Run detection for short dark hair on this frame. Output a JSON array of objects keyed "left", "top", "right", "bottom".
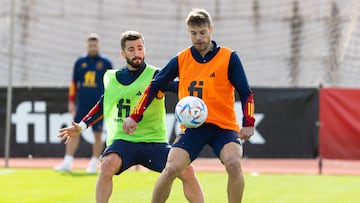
[
  {"left": 120, "top": 31, "right": 145, "bottom": 50},
  {"left": 186, "top": 8, "right": 212, "bottom": 27},
  {"left": 87, "top": 33, "right": 99, "bottom": 41}
]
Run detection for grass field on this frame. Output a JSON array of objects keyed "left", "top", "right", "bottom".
[{"left": 0, "top": 168, "right": 359, "bottom": 203}]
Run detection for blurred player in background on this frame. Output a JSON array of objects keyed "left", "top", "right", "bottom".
[
  {"left": 123, "top": 8, "right": 255, "bottom": 202},
  {"left": 54, "top": 33, "right": 113, "bottom": 173},
  {"left": 57, "top": 31, "right": 204, "bottom": 203}
]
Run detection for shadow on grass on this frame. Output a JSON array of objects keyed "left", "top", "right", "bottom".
[{"left": 57, "top": 171, "right": 98, "bottom": 177}]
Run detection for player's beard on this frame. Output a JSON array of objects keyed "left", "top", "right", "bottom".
[{"left": 126, "top": 56, "right": 145, "bottom": 69}]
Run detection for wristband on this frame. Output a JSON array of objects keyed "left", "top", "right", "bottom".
[{"left": 79, "top": 121, "right": 87, "bottom": 132}]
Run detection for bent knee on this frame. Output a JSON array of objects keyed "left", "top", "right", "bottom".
[
  {"left": 162, "top": 164, "right": 183, "bottom": 179},
  {"left": 224, "top": 158, "right": 242, "bottom": 175},
  {"left": 100, "top": 153, "right": 121, "bottom": 176},
  {"left": 178, "top": 165, "right": 196, "bottom": 181}
]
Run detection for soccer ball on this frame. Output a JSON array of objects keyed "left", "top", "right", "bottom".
[{"left": 175, "top": 96, "right": 208, "bottom": 128}]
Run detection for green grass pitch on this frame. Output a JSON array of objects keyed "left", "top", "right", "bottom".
[{"left": 0, "top": 168, "right": 359, "bottom": 203}]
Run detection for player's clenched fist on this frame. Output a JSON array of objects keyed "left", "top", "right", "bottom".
[{"left": 122, "top": 117, "right": 138, "bottom": 135}]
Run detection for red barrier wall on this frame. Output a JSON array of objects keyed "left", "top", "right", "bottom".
[{"left": 319, "top": 88, "right": 360, "bottom": 159}]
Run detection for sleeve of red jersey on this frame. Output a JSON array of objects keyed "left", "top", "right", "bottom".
[
  {"left": 130, "top": 84, "right": 156, "bottom": 123},
  {"left": 82, "top": 97, "right": 104, "bottom": 127},
  {"left": 243, "top": 93, "right": 255, "bottom": 127},
  {"left": 68, "top": 81, "right": 77, "bottom": 103}
]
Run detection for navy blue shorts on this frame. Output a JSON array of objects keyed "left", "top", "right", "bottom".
[
  {"left": 102, "top": 139, "right": 171, "bottom": 175},
  {"left": 173, "top": 123, "right": 241, "bottom": 162},
  {"left": 74, "top": 107, "right": 103, "bottom": 132}
]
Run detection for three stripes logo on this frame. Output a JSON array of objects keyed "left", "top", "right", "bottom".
[{"left": 209, "top": 72, "right": 215, "bottom": 78}]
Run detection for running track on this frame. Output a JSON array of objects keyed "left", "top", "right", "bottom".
[{"left": 1, "top": 158, "right": 359, "bottom": 175}]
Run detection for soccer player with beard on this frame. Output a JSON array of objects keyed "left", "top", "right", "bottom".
[{"left": 57, "top": 31, "right": 204, "bottom": 203}]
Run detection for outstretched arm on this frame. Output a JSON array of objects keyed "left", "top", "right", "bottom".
[
  {"left": 58, "top": 95, "right": 104, "bottom": 143},
  {"left": 58, "top": 120, "right": 85, "bottom": 144}
]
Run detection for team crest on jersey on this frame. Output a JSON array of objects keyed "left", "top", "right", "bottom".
[
  {"left": 96, "top": 61, "right": 104, "bottom": 70},
  {"left": 81, "top": 62, "right": 87, "bottom": 68}
]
